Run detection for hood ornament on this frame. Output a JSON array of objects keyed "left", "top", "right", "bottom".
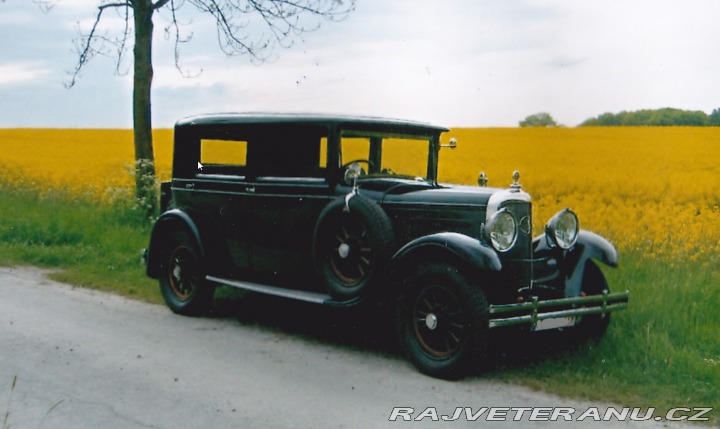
[
  {"left": 478, "top": 172, "right": 488, "bottom": 187},
  {"left": 509, "top": 170, "right": 522, "bottom": 192}
]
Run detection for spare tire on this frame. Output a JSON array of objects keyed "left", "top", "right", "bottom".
[{"left": 313, "top": 194, "right": 394, "bottom": 300}]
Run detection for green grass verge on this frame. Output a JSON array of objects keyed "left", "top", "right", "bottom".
[
  {"left": 492, "top": 254, "right": 719, "bottom": 422},
  {"left": 0, "top": 185, "right": 717, "bottom": 423},
  {"left": 0, "top": 185, "right": 160, "bottom": 304}
]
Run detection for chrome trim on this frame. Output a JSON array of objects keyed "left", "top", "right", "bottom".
[
  {"left": 173, "top": 187, "right": 331, "bottom": 199},
  {"left": 488, "top": 290, "right": 630, "bottom": 329},
  {"left": 484, "top": 208, "right": 518, "bottom": 253},
  {"left": 382, "top": 201, "right": 485, "bottom": 209},
  {"left": 509, "top": 170, "right": 522, "bottom": 192},
  {"left": 545, "top": 208, "right": 579, "bottom": 249},
  {"left": 519, "top": 215, "right": 532, "bottom": 235},
  {"left": 477, "top": 172, "right": 488, "bottom": 187},
  {"left": 206, "top": 275, "right": 360, "bottom": 307},
  {"left": 486, "top": 189, "right": 532, "bottom": 221},
  {"left": 440, "top": 137, "right": 457, "bottom": 149}
]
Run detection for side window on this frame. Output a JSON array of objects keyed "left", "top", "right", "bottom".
[
  {"left": 199, "top": 139, "right": 248, "bottom": 177},
  {"left": 340, "top": 137, "right": 370, "bottom": 165},
  {"left": 247, "top": 135, "right": 326, "bottom": 179},
  {"left": 380, "top": 138, "right": 429, "bottom": 178},
  {"left": 320, "top": 137, "right": 328, "bottom": 169}
]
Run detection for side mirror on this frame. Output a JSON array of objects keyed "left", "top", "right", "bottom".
[
  {"left": 440, "top": 137, "right": 457, "bottom": 149},
  {"left": 343, "top": 162, "right": 363, "bottom": 186}
]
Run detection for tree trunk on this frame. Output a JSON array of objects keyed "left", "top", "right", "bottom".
[{"left": 133, "top": 0, "right": 157, "bottom": 217}]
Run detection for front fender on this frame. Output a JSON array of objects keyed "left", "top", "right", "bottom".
[
  {"left": 392, "top": 232, "right": 502, "bottom": 273},
  {"left": 533, "top": 230, "right": 618, "bottom": 297}
]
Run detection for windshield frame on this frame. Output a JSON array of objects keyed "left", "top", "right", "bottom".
[{"left": 337, "top": 129, "right": 440, "bottom": 183}]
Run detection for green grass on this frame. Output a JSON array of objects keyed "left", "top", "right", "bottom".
[
  {"left": 0, "top": 184, "right": 159, "bottom": 303},
  {"left": 0, "top": 184, "right": 717, "bottom": 423},
  {"left": 492, "top": 254, "right": 719, "bottom": 422}
]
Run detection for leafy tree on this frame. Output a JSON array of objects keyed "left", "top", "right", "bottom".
[
  {"left": 580, "top": 108, "right": 710, "bottom": 127},
  {"left": 709, "top": 108, "right": 720, "bottom": 126},
  {"left": 519, "top": 112, "right": 558, "bottom": 128},
  {"left": 40, "top": 0, "right": 356, "bottom": 216}
]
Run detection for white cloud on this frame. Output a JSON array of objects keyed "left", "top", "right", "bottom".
[
  {"left": 2, "top": 0, "right": 720, "bottom": 127},
  {"left": 0, "top": 62, "right": 52, "bottom": 86}
]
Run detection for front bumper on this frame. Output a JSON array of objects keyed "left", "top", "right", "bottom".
[{"left": 488, "top": 290, "right": 630, "bottom": 330}]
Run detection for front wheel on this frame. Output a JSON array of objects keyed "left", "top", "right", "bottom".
[
  {"left": 396, "top": 264, "right": 489, "bottom": 379},
  {"left": 159, "top": 231, "right": 214, "bottom": 316},
  {"left": 574, "top": 261, "right": 611, "bottom": 341}
]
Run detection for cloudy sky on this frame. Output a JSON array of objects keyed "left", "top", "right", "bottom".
[{"left": 2, "top": 0, "right": 719, "bottom": 128}]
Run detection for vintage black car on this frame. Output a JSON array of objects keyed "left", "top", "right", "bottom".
[{"left": 145, "top": 113, "right": 629, "bottom": 379}]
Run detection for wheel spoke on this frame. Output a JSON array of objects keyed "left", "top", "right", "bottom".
[
  {"left": 412, "top": 284, "right": 468, "bottom": 358},
  {"left": 449, "top": 331, "right": 461, "bottom": 345},
  {"left": 430, "top": 290, "right": 441, "bottom": 308}
]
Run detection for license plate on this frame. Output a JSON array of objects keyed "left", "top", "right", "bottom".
[{"left": 533, "top": 316, "right": 577, "bottom": 331}]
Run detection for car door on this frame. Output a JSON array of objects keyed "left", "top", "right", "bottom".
[
  {"left": 242, "top": 126, "right": 335, "bottom": 287},
  {"left": 174, "top": 136, "right": 253, "bottom": 274}
]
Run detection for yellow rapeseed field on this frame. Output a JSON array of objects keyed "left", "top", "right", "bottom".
[{"left": 1, "top": 127, "right": 718, "bottom": 263}]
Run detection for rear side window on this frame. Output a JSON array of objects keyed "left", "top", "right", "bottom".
[
  {"left": 246, "top": 133, "right": 326, "bottom": 179},
  {"left": 201, "top": 139, "right": 247, "bottom": 165},
  {"left": 198, "top": 139, "right": 248, "bottom": 177}
]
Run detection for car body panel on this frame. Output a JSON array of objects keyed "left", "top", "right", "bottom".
[{"left": 146, "top": 113, "right": 628, "bottom": 332}]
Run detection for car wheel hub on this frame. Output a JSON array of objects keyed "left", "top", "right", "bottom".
[
  {"left": 425, "top": 313, "right": 439, "bottom": 330},
  {"left": 172, "top": 263, "right": 182, "bottom": 281},
  {"left": 338, "top": 243, "right": 351, "bottom": 259}
]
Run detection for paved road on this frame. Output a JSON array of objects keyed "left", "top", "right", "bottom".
[{"left": 0, "top": 267, "right": 693, "bottom": 428}]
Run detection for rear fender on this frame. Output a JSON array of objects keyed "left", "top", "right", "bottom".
[{"left": 146, "top": 209, "right": 205, "bottom": 278}]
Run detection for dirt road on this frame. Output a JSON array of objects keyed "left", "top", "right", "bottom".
[{"left": 0, "top": 267, "right": 689, "bottom": 428}]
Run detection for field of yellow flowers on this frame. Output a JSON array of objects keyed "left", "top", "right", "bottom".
[
  {"left": 1, "top": 127, "right": 718, "bottom": 263},
  {"left": 1, "top": 126, "right": 718, "bottom": 414}
]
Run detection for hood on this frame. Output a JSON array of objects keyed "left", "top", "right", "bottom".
[{"left": 355, "top": 178, "right": 499, "bottom": 208}]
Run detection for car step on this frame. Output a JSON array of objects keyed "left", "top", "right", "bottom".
[{"left": 206, "top": 275, "right": 360, "bottom": 307}]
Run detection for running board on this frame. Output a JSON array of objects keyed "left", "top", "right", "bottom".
[{"left": 206, "top": 275, "right": 360, "bottom": 308}]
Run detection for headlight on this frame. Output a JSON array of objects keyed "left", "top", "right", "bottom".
[
  {"left": 545, "top": 208, "right": 579, "bottom": 249},
  {"left": 484, "top": 208, "right": 517, "bottom": 252}
]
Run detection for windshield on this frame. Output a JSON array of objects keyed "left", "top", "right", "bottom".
[{"left": 339, "top": 131, "right": 432, "bottom": 180}]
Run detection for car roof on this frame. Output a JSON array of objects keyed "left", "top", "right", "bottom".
[{"left": 175, "top": 112, "right": 449, "bottom": 135}]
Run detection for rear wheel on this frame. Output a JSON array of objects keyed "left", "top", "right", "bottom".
[
  {"left": 396, "top": 264, "right": 489, "bottom": 379},
  {"left": 159, "top": 231, "right": 214, "bottom": 316}
]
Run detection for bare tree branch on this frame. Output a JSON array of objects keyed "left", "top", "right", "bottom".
[
  {"left": 61, "top": 0, "right": 355, "bottom": 215},
  {"left": 115, "top": 2, "right": 132, "bottom": 76},
  {"left": 153, "top": 0, "right": 172, "bottom": 9},
  {"left": 164, "top": 0, "right": 201, "bottom": 77},
  {"left": 180, "top": 0, "right": 355, "bottom": 64},
  {"left": 66, "top": 2, "right": 132, "bottom": 88},
  {"left": 32, "top": 0, "right": 56, "bottom": 13}
]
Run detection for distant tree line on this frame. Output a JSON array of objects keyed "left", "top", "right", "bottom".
[
  {"left": 519, "top": 112, "right": 559, "bottom": 127},
  {"left": 580, "top": 108, "right": 720, "bottom": 127}
]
